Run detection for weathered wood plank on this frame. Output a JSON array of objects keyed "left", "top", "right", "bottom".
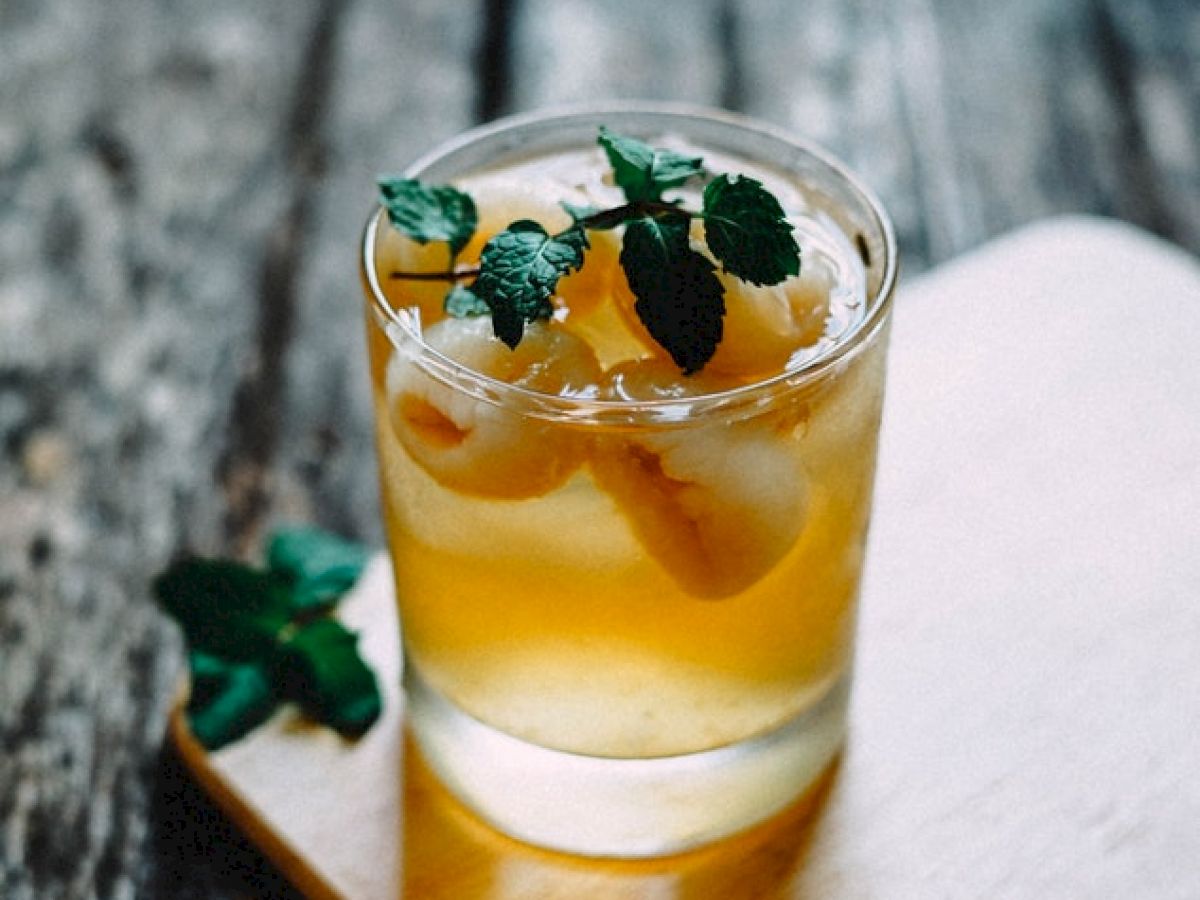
[
  {"left": 1, "top": 1, "right": 327, "bottom": 895},
  {"left": 1091, "top": 0, "right": 1199, "bottom": 252},
  {"left": 272, "top": 0, "right": 483, "bottom": 549},
  {"left": 732, "top": 0, "right": 1200, "bottom": 270},
  {"left": 507, "top": 0, "right": 727, "bottom": 109},
  {"left": 0, "top": 0, "right": 482, "bottom": 896},
  {"left": 727, "top": 0, "right": 991, "bottom": 270}
]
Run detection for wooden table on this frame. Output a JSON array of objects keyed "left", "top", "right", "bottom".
[{"left": 1, "top": 2, "right": 1198, "bottom": 897}]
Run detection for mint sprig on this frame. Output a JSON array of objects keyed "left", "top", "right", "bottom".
[
  {"left": 472, "top": 220, "right": 588, "bottom": 348},
  {"left": 186, "top": 651, "right": 277, "bottom": 750},
  {"left": 267, "top": 526, "right": 371, "bottom": 613},
  {"left": 378, "top": 177, "right": 477, "bottom": 258},
  {"left": 154, "top": 527, "right": 382, "bottom": 751},
  {"left": 598, "top": 126, "right": 705, "bottom": 202},
  {"left": 621, "top": 216, "right": 725, "bottom": 374},
  {"left": 702, "top": 174, "right": 800, "bottom": 285},
  {"left": 154, "top": 560, "right": 291, "bottom": 663},
  {"left": 275, "top": 618, "right": 383, "bottom": 735},
  {"left": 379, "top": 127, "right": 802, "bottom": 373}
]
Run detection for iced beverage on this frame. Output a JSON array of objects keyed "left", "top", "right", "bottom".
[{"left": 360, "top": 106, "right": 896, "bottom": 857}]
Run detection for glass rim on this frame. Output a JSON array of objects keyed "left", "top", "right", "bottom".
[{"left": 360, "top": 102, "right": 898, "bottom": 424}]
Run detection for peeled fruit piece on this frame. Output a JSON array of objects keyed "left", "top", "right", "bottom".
[
  {"left": 555, "top": 228, "right": 621, "bottom": 323},
  {"left": 706, "top": 261, "right": 833, "bottom": 377},
  {"left": 592, "top": 360, "right": 808, "bottom": 598},
  {"left": 375, "top": 224, "right": 456, "bottom": 325},
  {"left": 387, "top": 317, "right": 602, "bottom": 499},
  {"left": 458, "top": 174, "right": 577, "bottom": 259},
  {"left": 608, "top": 240, "right": 834, "bottom": 379},
  {"left": 556, "top": 230, "right": 624, "bottom": 326}
]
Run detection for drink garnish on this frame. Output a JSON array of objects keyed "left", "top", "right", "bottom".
[
  {"left": 378, "top": 178, "right": 477, "bottom": 257},
  {"left": 377, "top": 127, "right": 802, "bottom": 374},
  {"left": 597, "top": 126, "right": 705, "bottom": 201}
]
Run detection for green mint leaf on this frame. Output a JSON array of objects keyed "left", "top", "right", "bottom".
[
  {"left": 701, "top": 174, "right": 800, "bottom": 285},
  {"left": 620, "top": 214, "right": 725, "bottom": 374},
  {"left": 156, "top": 529, "right": 382, "bottom": 748},
  {"left": 444, "top": 284, "right": 490, "bottom": 318},
  {"left": 266, "top": 526, "right": 370, "bottom": 614},
  {"left": 598, "top": 127, "right": 704, "bottom": 202},
  {"left": 154, "top": 559, "right": 291, "bottom": 664},
  {"left": 276, "top": 618, "right": 382, "bottom": 737},
  {"left": 187, "top": 651, "right": 278, "bottom": 751},
  {"left": 377, "top": 176, "right": 477, "bottom": 258},
  {"left": 472, "top": 221, "right": 588, "bottom": 348}
]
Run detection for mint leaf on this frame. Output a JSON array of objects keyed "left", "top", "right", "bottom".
[
  {"left": 267, "top": 526, "right": 369, "bottom": 614},
  {"left": 380, "top": 129, "right": 805, "bottom": 377},
  {"left": 154, "top": 560, "right": 291, "bottom": 664},
  {"left": 702, "top": 174, "right": 800, "bottom": 285},
  {"left": 187, "top": 652, "right": 278, "bottom": 751},
  {"left": 444, "top": 284, "right": 490, "bottom": 318},
  {"left": 598, "top": 128, "right": 704, "bottom": 202},
  {"left": 620, "top": 215, "right": 725, "bottom": 374},
  {"left": 156, "top": 529, "right": 381, "bottom": 750},
  {"left": 472, "top": 221, "right": 588, "bottom": 348},
  {"left": 276, "top": 618, "right": 382, "bottom": 737},
  {"left": 378, "top": 177, "right": 477, "bottom": 258}
]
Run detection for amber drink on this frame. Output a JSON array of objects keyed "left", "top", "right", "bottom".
[{"left": 360, "top": 106, "right": 897, "bottom": 857}]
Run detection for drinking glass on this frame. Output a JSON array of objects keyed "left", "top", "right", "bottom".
[{"left": 359, "top": 104, "right": 897, "bottom": 858}]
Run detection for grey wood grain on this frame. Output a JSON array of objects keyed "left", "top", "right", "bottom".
[
  {"left": 2, "top": 1, "right": 327, "bottom": 896},
  {"left": 502, "top": 0, "right": 1199, "bottom": 270},
  {"left": 729, "top": 0, "right": 1200, "bottom": 270},
  {"left": 508, "top": 0, "right": 728, "bottom": 110},
  {"left": 0, "top": 0, "right": 482, "bottom": 896},
  {"left": 275, "top": 0, "right": 481, "bottom": 549}
]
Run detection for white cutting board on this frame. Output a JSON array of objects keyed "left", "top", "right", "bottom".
[{"left": 172, "top": 216, "right": 1200, "bottom": 899}]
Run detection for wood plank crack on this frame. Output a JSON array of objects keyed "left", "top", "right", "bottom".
[
  {"left": 1091, "top": 0, "right": 1180, "bottom": 243},
  {"left": 476, "top": 0, "right": 515, "bottom": 122},
  {"left": 717, "top": 0, "right": 746, "bottom": 112},
  {"left": 217, "top": 0, "right": 351, "bottom": 555}
]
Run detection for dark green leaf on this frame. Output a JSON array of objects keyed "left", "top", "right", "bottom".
[
  {"left": 266, "top": 526, "right": 370, "bottom": 614},
  {"left": 620, "top": 214, "right": 726, "bottom": 374},
  {"left": 155, "top": 528, "right": 382, "bottom": 747},
  {"left": 444, "top": 284, "right": 490, "bottom": 318},
  {"left": 598, "top": 128, "right": 704, "bottom": 202},
  {"left": 377, "top": 177, "right": 477, "bottom": 258},
  {"left": 553, "top": 225, "right": 589, "bottom": 258},
  {"left": 188, "top": 650, "right": 237, "bottom": 707},
  {"left": 186, "top": 652, "right": 278, "bottom": 751},
  {"left": 471, "top": 221, "right": 588, "bottom": 349},
  {"left": 702, "top": 174, "right": 800, "bottom": 285},
  {"left": 276, "top": 619, "right": 382, "bottom": 737},
  {"left": 154, "top": 559, "right": 290, "bottom": 664}
]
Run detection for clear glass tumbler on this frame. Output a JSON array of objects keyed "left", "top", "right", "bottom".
[{"left": 359, "top": 104, "right": 897, "bottom": 858}]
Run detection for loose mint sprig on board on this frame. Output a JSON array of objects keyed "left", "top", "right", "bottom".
[
  {"left": 378, "top": 127, "right": 801, "bottom": 374},
  {"left": 154, "top": 527, "right": 381, "bottom": 751}
]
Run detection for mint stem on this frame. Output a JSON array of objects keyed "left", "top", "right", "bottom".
[
  {"left": 386, "top": 200, "right": 694, "bottom": 284},
  {"left": 388, "top": 267, "right": 479, "bottom": 282},
  {"left": 574, "top": 199, "right": 691, "bottom": 231}
]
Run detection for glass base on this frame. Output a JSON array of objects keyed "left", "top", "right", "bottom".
[{"left": 404, "top": 665, "right": 849, "bottom": 858}]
